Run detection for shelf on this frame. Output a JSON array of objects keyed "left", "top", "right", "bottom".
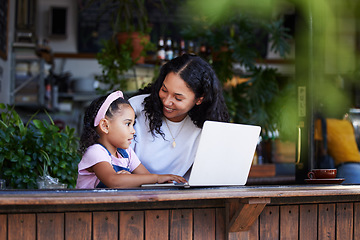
[
  {"left": 53, "top": 52, "right": 96, "bottom": 59},
  {"left": 58, "top": 92, "right": 99, "bottom": 102},
  {"left": 10, "top": 45, "right": 46, "bottom": 107}
]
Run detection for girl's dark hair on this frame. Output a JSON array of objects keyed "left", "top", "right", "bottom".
[
  {"left": 79, "top": 94, "right": 131, "bottom": 154},
  {"left": 142, "top": 54, "right": 229, "bottom": 137}
]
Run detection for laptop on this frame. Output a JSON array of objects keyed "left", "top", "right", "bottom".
[{"left": 142, "top": 120, "right": 261, "bottom": 188}]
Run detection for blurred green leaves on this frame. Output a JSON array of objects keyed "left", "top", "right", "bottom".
[
  {"left": 182, "top": 0, "right": 359, "bottom": 140},
  {"left": 182, "top": 0, "right": 294, "bottom": 139},
  {"left": 0, "top": 104, "right": 80, "bottom": 189}
]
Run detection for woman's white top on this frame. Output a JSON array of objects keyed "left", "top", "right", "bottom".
[{"left": 129, "top": 94, "right": 202, "bottom": 177}]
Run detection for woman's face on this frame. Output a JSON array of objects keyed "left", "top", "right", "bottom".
[{"left": 159, "top": 72, "right": 203, "bottom": 122}]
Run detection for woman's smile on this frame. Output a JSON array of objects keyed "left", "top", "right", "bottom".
[{"left": 164, "top": 106, "right": 175, "bottom": 113}]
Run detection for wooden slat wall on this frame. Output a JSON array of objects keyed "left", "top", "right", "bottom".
[
  {"left": 1, "top": 203, "right": 360, "bottom": 239},
  {"left": 319, "top": 204, "right": 336, "bottom": 239},
  {"left": 120, "top": 211, "right": 144, "bottom": 239},
  {"left": 259, "top": 206, "right": 280, "bottom": 239},
  {"left": 299, "top": 204, "right": 317, "bottom": 240},
  {"left": 145, "top": 210, "right": 169, "bottom": 239},
  {"left": 37, "top": 213, "right": 64, "bottom": 240},
  {"left": 0, "top": 214, "right": 7, "bottom": 240},
  {"left": 170, "top": 209, "right": 193, "bottom": 239},
  {"left": 8, "top": 213, "right": 36, "bottom": 240},
  {"left": 280, "top": 205, "right": 299, "bottom": 240},
  {"left": 355, "top": 203, "right": 360, "bottom": 240},
  {"left": 336, "top": 203, "right": 353, "bottom": 240},
  {"left": 93, "top": 211, "right": 118, "bottom": 239}
]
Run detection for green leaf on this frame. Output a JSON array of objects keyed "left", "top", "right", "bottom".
[
  {"left": 32, "top": 119, "right": 44, "bottom": 129},
  {"left": 0, "top": 119, "right": 8, "bottom": 129}
]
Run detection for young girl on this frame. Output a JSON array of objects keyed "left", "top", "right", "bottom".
[{"left": 76, "top": 90, "right": 187, "bottom": 188}]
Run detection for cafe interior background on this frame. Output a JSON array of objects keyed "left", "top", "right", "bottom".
[{"left": 0, "top": 0, "right": 359, "bottom": 189}]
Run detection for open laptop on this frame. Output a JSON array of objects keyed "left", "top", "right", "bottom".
[{"left": 142, "top": 120, "right": 261, "bottom": 188}]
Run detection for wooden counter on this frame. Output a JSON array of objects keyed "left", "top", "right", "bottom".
[{"left": 1, "top": 185, "right": 360, "bottom": 239}]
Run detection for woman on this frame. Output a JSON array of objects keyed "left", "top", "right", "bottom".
[{"left": 129, "top": 54, "right": 229, "bottom": 177}]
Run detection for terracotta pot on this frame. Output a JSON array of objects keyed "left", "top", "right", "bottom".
[
  {"left": 116, "top": 32, "right": 150, "bottom": 64},
  {"left": 211, "top": 45, "right": 229, "bottom": 62}
]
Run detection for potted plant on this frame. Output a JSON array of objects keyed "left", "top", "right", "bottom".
[
  {"left": 0, "top": 104, "right": 81, "bottom": 189},
  {"left": 85, "top": 0, "right": 157, "bottom": 93},
  {"left": 86, "top": 0, "right": 155, "bottom": 64},
  {"left": 95, "top": 37, "right": 135, "bottom": 94},
  {"left": 113, "top": 0, "right": 153, "bottom": 64}
]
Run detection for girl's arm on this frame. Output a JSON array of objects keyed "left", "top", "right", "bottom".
[
  {"left": 132, "top": 163, "right": 150, "bottom": 174},
  {"left": 91, "top": 162, "right": 186, "bottom": 188}
]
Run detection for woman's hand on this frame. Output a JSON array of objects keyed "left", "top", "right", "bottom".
[{"left": 157, "top": 174, "right": 187, "bottom": 184}]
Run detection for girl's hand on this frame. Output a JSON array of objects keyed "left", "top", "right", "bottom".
[
  {"left": 116, "top": 170, "right": 131, "bottom": 174},
  {"left": 157, "top": 174, "right": 187, "bottom": 184}
]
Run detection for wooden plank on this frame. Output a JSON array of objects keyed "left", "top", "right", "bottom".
[
  {"left": 194, "top": 208, "right": 216, "bottom": 240},
  {"left": 336, "top": 203, "right": 353, "bottom": 240},
  {"left": 318, "top": 204, "right": 335, "bottom": 240},
  {"left": 145, "top": 210, "right": 169, "bottom": 240},
  {"left": 216, "top": 208, "right": 226, "bottom": 240},
  {"left": 120, "top": 211, "right": 144, "bottom": 239},
  {"left": 229, "top": 202, "right": 266, "bottom": 232},
  {"left": 249, "top": 164, "right": 276, "bottom": 178},
  {"left": 280, "top": 205, "right": 299, "bottom": 240},
  {"left": 248, "top": 217, "right": 259, "bottom": 240},
  {"left": 227, "top": 198, "right": 269, "bottom": 232},
  {"left": 259, "top": 206, "right": 279, "bottom": 239},
  {"left": 299, "top": 204, "right": 317, "bottom": 240},
  {"left": 0, "top": 214, "right": 6, "bottom": 240},
  {"left": 93, "top": 211, "right": 118, "bottom": 240},
  {"left": 8, "top": 213, "right": 36, "bottom": 240},
  {"left": 354, "top": 203, "right": 360, "bottom": 240},
  {"left": 37, "top": 213, "right": 64, "bottom": 240},
  {"left": 169, "top": 209, "right": 193, "bottom": 240},
  {"left": 65, "top": 212, "right": 92, "bottom": 240},
  {"left": 229, "top": 217, "right": 259, "bottom": 240}
]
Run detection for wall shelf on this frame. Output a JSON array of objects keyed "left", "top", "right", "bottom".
[{"left": 10, "top": 45, "right": 46, "bottom": 108}]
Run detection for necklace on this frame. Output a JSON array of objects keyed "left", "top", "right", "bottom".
[{"left": 164, "top": 116, "right": 187, "bottom": 148}]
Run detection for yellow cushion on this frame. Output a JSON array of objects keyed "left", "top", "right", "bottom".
[{"left": 314, "top": 118, "right": 360, "bottom": 166}]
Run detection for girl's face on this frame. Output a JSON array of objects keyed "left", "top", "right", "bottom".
[
  {"left": 106, "top": 104, "right": 136, "bottom": 150},
  {"left": 159, "top": 72, "right": 203, "bottom": 122}
]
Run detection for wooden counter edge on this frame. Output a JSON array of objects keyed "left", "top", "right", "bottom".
[{"left": 1, "top": 185, "right": 360, "bottom": 206}]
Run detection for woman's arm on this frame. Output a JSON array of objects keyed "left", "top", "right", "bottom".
[{"left": 91, "top": 162, "right": 186, "bottom": 188}]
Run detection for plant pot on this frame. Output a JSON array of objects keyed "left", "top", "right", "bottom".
[
  {"left": 211, "top": 46, "right": 229, "bottom": 62},
  {"left": 116, "top": 32, "right": 150, "bottom": 64}
]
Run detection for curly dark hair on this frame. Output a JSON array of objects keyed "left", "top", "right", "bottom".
[
  {"left": 141, "top": 54, "right": 229, "bottom": 137},
  {"left": 79, "top": 94, "right": 131, "bottom": 155}
]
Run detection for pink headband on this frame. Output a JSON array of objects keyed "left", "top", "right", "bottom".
[{"left": 94, "top": 90, "right": 124, "bottom": 127}]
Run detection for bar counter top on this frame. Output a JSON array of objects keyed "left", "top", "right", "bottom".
[
  {"left": 1, "top": 184, "right": 360, "bottom": 207},
  {"left": 2, "top": 185, "right": 360, "bottom": 239}
]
